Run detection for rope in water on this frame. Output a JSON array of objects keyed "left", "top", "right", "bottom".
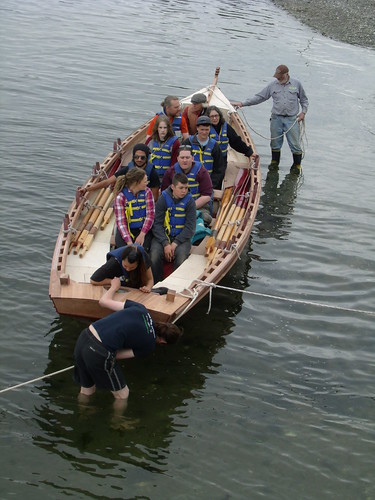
[
  {"left": 193, "top": 280, "right": 375, "bottom": 317},
  {"left": 0, "top": 366, "right": 74, "bottom": 394}
]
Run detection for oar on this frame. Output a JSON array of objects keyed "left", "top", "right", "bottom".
[
  {"left": 206, "top": 66, "right": 220, "bottom": 105},
  {"left": 74, "top": 188, "right": 112, "bottom": 254},
  {"left": 205, "top": 168, "right": 249, "bottom": 263},
  {"left": 69, "top": 188, "right": 106, "bottom": 253},
  {"left": 79, "top": 192, "right": 114, "bottom": 257},
  {"left": 225, "top": 179, "right": 252, "bottom": 251},
  {"left": 205, "top": 186, "right": 232, "bottom": 255},
  {"left": 218, "top": 173, "right": 251, "bottom": 249}
]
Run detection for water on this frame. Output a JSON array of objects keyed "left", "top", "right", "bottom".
[{"left": 1, "top": 0, "right": 375, "bottom": 498}]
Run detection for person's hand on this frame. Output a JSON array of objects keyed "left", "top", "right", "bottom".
[
  {"left": 110, "top": 277, "right": 122, "bottom": 291},
  {"left": 135, "top": 232, "right": 145, "bottom": 246},
  {"left": 164, "top": 244, "right": 174, "bottom": 262},
  {"left": 231, "top": 101, "right": 243, "bottom": 109},
  {"left": 139, "top": 286, "right": 151, "bottom": 293},
  {"left": 297, "top": 112, "right": 305, "bottom": 122}
]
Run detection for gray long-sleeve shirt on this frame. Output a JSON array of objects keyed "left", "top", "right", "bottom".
[{"left": 243, "top": 77, "right": 309, "bottom": 116}]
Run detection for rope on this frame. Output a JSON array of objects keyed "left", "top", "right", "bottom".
[
  {"left": 0, "top": 366, "right": 74, "bottom": 395},
  {"left": 193, "top": 280, "right": 375, "bottom": 317}
]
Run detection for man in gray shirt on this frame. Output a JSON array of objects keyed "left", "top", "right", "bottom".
[{"left": 232, "top": 64, "right": 309, "bottom": 173}]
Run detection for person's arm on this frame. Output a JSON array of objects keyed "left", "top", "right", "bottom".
[
  {"left": 114, "top": 192, "right": 133, "bottom": 244},
  {"left": 80, "top": 174, "right": 116, "bottom": 194},
  {"left": 152, "top": 196, "right": 169, "bottom": 245},
  {"left": 90, "top": 257, "right": 123, "bottom": 286},
  {"left": 116, "top": 349, "right": 135, "bottom": 360},
  {"left": 180, "top": 115, "right": 189, "bottom": 140},
  {"left": 297, "top": 81, "right": 309, "bottom": 121},
  {"left": 227, "top": 123, "right": 253, "bottom": 156},
  {"left": 170, "top": 139, "right": 180, "bottom": 166},
  {"left": 242, "top": 83, "right": 272, "bottom": 107},
  {"left": 174, "top": 198, "right": 196, "bottom": 245},
  {"left": 210, "top": 144, "right": 226, "bottom": 190},
  {"left": 136, "top": 188, "right": 155, "bottom": 246},
  {"left": 139, "top": 266, "right": 154, "bottom": 293},
  {"left": 146, "top": 116, "right": 157, "bottom": 140},
  {"left": 161, "top": 167, "right": 174, "bottom": 191},
  {"left": 195, "top": 167, "right": 212, "bottom": 209},
  {"left": 98, "top": 277, "right": 125, "bottom": 311}
]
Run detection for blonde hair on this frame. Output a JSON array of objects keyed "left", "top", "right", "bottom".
[{"left": 113, "top": 167, "right": 147, "bottom": 196}]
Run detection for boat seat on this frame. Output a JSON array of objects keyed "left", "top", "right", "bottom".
[{"left": 154, "top": 254, "right": 207, "bottom": 293}]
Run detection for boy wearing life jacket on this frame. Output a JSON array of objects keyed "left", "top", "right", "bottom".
[{"left": 150, "top": 173, "right": 196, "bottom": 283}]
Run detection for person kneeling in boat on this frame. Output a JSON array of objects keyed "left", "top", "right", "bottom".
[
  {"left": 114, "top": 167, "right": 155, "bottom": 252},
  {"left": 146, "top": 115, "right": 180, "bottom": 181},
  {"left": 207, "top": 105, "right": 257, "bottom": 167},
  {"left": 74, "top": 277, "right": 183, "bottom": 401},
  {"left": 80, "top": 144, "right": 160, "bottom": 201},
  {"left": 90, "top": 244, "right": 154, "bottom": 293},
  {"left": 161, "top": 144, "right": 213, "bottom": 226},
  {"left": 150, "top": 172, "right": 196, "bottom": 283}
]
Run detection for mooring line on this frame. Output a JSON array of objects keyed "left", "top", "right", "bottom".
[
  {"left": 194, "top": 280, "right": 375, "bottom": 317},
  {"left": 0, "top": 366, "right": 74, "bottom": 395}
]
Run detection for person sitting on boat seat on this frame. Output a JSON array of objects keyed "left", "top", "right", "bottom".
[
  {"left": 182, "top": 115, "right": 225, "bottom": 190},
  {"left": 146, "top": 115, "right": 180, "bottom": 181},
  {"left": 114, "top": 167, "right": 155, "bottom": 252},
  {"left": 207, "top": 105, "right": 257, "bottom": 167},
  {"left": 90, "top": 244, "right": 154, "bottom": 292},
  {"left": 74, "top": 277, "right": 183, "bottom": 401},
  {"left": 80, "top": 144, "right": 160, "bottom": 201},
  {"left": 161, "top": 145, "right": 213, "bottom": 226},
  {"left": 181, "top": 93, "right": 207, "bottom": 135},
  {"left": 146, "top": 95, "right": 189, "bottom": 141},
  {"left": 150, "top": 172, "right": 196, "bottom": 283}
]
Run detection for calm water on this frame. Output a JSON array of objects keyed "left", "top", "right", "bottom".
[{"left": 1, "top": 0, "right": 374, "bottom": 498}]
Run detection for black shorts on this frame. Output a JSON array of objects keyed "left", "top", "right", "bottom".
[{"left": 73, "top": 328, "right": 126, "bottom": 392}]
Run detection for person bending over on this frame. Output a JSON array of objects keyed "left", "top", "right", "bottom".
[
  {"left": 74, "top": 277, "right": 183, "bottom": 401},
  {"left": 90, "top": 244, "right": 153, "bottom": 293}
]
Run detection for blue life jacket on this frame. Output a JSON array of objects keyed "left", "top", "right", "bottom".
[
  {"left": 162, "top": 189, "right": 192, "bottom": 240},
  {"left": 189, "top": 136, "right": 216, "bottom": 175},
  {"left": 210, "top": 122, "right": 229, "bottom": 156},
  {"left": 174, "top": 161, "right": 202, "bottom": 200},
  {"left": 121, "top": 187, "right": 147, "bottom": 230},
  {"left": 157, "top": 110, "right": 182, "bottom": 133},
  {"left": 150, "top": 136, "right": 178, "bottom": 178},
  {"left": 128, "top": 160, "right": 153, "bottom": 178}
]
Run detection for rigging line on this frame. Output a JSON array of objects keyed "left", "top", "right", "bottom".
[
  {"left": 0, "top": 366, "right": 74, "bottom": 395},
  {"left": 194, "top": 280, "right": 375, "bottom": 317}
]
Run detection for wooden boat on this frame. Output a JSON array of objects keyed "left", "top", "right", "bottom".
[{"left": 49, "top": 68, "right": 261, "bottom": 323}]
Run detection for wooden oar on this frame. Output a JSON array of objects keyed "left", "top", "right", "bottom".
[
  {"left": 74, "top": 188, "right": 112, "bottom": 254},
  {"left": 225, "top": 179, "right": 252, "bottom": 251},
  {"left": 205, "top": 169, "right": 249, "bottom": 264},
  {"left": 205, "top": 168, "right": 248, "bottom": 256},
  {"left": 205, "top": 186, "right": 232, "bottom": 255},
  {"left": 219, "top": 173, "right": 251, "bottom": 249},
  {"left": 79, "top": 192, "right": 114, "bottom": 257},
  {"left": 68, "top": 188, "right": 106, "bottom": 253},
  {"left": 206, "top": 66, "right": 220, "bottom": 105}
]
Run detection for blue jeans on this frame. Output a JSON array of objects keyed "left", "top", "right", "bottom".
[
  {"left": 270, "top": 114, "right": 301, "bottom": 154},
  {"left": 150, "top": 238, "right": 191, "bottom": 283}
]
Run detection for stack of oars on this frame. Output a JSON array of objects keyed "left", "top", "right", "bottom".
[
  {"left": 68, "top": 188, "right": 113, "bottom": 255},
  {"left": 205, "top": 168, "right": 249, "bottom": 264}
]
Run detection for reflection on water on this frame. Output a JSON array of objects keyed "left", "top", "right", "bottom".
[{"left": 257, "top": 169, "right": 302, "bottom": 242}]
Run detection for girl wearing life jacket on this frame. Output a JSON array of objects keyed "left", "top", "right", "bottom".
[
  {"left": 114, "top": 167, "right": 155, "bottom": 251},
  {"left": 90, "top": 244, "right": 154, "bottom": 293},
  {"left": 147, "top": 116, "right": 180, "bottom": 181},
  {"left": 207, "top": 105, "right": 255, "bottom": 166}
]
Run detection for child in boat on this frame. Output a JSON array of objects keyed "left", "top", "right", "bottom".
[
  {"left": 149, "top": 172, "right": 196, "bottom": 283},
  {"left": 146, "top": 115, "right": 180, "bottom": 181},
  {"left": 90, "top": 244, "right": 154, "bottom": 293},
  {"left": 114, "top": 167, "right": 155, "bottom": 252}
]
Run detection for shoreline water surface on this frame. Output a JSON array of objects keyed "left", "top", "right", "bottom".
[{"left": 272, "top": 0, "right": 375, "bottom": 48}]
